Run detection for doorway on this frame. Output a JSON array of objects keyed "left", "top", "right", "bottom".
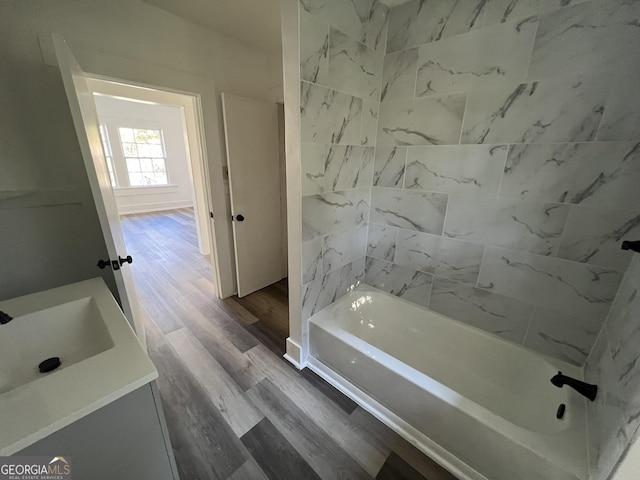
[{"left": 90, "top": 81, "right": 290, "bottom": 354}]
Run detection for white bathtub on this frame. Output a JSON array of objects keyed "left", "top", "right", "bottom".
[{"left": 307, "top": 286, "right": 588, "bottom": 480}]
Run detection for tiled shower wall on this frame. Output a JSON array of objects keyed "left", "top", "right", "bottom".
[
  {"left": 299, "top": 0, "right": 388, "bottom": 320},
  {"left": 585, "top": 256, "right": 640, "bottom": 479},
  {"left": 364, "top": 0, "right": 640, "bottom": 366}
]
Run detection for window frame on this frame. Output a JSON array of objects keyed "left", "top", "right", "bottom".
[{"left": 117, "top": 126, "right": 170, "bottom": 188}]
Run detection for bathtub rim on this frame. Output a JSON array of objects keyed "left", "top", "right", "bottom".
[{"left": 306, "top": 355, "right": 489, "bottom": 480}]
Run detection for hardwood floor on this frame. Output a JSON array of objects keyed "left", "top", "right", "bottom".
[{"left": 121, "top": 208, "right": 458, "bottom": 480}]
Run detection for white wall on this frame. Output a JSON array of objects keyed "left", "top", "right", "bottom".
[
  {"left": 94, "top": 95, "right": 195, "bottom": 215},
  {"left": 0, "top": 0, "right": 283, "bottom": 300}
]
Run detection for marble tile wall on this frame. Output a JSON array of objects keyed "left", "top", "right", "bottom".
[
  {"left": 299, "top": 0, "right": 388, "bottom": 321},
  {"left": 584, "top": 256, "right": 640, "bottom": 480},
  {"left": 363, "top": 0, "right": 640, "bottom": 369}
]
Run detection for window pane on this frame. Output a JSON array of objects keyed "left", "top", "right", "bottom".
[
  {"left": 152, "top": 172, "right": 168, "bottom": 184},
  {"left": 129, "top": 172, "right": 144, "bottom": 186},
  {"left": 152, "top": 158, "right": 166, "bottom": 172},
  {"left": 139, "top": 158, "right": 153, "bottom": 172},
  {"left": 126, "top": 157, "right": 140, "bottom": 172},
  {"left": 135, "top": 129, "right": 161, "bottom": 144},
  {"left": 137, "top": 144, "right": 163, "bottom": 158},
  {"left": 142, "top": 173, "right": 157, "bottom": 185},
  {"left": 119, "top": 127, "right": 134, "bottom": 142},
  {"left": 122, "top": 143, "right": 138, "bottom": 157}
]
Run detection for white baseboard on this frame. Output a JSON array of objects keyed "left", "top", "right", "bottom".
[
  {"left": 284, "top": 338, "right": 305, "bottom": 369},
  {"left": 306, "top": 357, "right": 487, "bottom": 480},
  {"left": 117, "top": 200, "right": 193, "bottom": 215}
]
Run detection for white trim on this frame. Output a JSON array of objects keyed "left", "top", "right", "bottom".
[
  {"left": 306, "top": 356, "right": 488, "bottom": 480},
  {"left": 113, "top": 184, "right": 179, "bottom": 196},
  {"left": 117, "top": 200, "right": 193, "bottom": 216},
  {"left": 281, "top": 0, "right": 306, "bottom": 363},
  {"left": 284, "top": 337, "right": 304, "bottom": 369}
]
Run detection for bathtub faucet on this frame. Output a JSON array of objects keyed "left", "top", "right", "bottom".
[{"left": 550, "top": 371, "right": 598, "bottom": 401}]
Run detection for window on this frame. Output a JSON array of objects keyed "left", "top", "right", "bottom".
[
  {"left": 118, "top": 127, "right": 169, "bottom": 186},
  {"left": 99, "top": 124, "right": 117, "bottom": 187}
]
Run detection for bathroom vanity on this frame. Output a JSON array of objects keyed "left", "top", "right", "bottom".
[{"left": 0, "top": 278, "right": 178, "bottom": 479}]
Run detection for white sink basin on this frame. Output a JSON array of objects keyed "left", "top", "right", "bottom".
[
  {"left": 0, "top": 297, "right": 114, "bottom": 395},
  {"left": 0, "top": 278, "right": 157, "bottom": 455}
]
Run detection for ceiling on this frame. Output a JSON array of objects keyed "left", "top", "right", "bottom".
[
  {"left": 143, "top": 0, "right": 414, "bottom": 53},
  {"left": 143, "top": 0, "right": 283, "bottom": 52}
]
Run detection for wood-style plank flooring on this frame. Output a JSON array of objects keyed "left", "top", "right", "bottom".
[{"left": 120, "top": 208, "right": 458, "bottom": 480}]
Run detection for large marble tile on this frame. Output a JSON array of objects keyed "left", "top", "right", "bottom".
[
  {"left": 300, "top": 9, "right": 329, "bottom": 84},
  {"left": 404, "top": 145, "right": 507, "bottom": 196},
  {"left": 301, "top": 82, "right": 363, "bottom": 145},
  {"left": 300, "top": 0, "right": 387, "bottom": 49},
  {"left": 367, "top": 223, "right": 397, "bottom": 261},
  {"left": 606, "top": 257, "right": 640, "bottom": 441},
  {"left": 477, "top": 247, "right": 623, "bottom": 321},
  {"left": 607, "top": 256, "right": 640, "bottom": 361},
  {"left": 525, "top": 308, "right": 600, "bottom": 365},
  {"left": 302, "top": 237, "right": 323, "bottom": 285},
  {"left": 328, "top": 27, "right": 382, "bottom": 101},
  {"left": 365, "top": 0, "right": 389, "bottom": 51},
  {"left": 483, "top": 0, "right": 557, "bottom": 26},
  {"left": 499, "top": 142, "right": 640, "bottom": 209},
  {"left": 365, "top": 256, "right": 433, "bottom": 307},
  {"left": 598, "top": 62, "right": 640, "bottom": 142},
  {"left": 370, "top": 187, "right": 447, "bottom": 234},
  {"left": 302, "top": 143, "right": 326, "bottom": 196},
  {"left": 429, "top": 277, "right": 533, "bottom": 343},
  {"left": 528, "top": 0, "right": 640, "bottom": 80},
  {"left": 558, "top": 206, "right": 640, "bottom": 271},
  {"left": 461, "top": 76, "right": 608, "bottom": 144},
  {"left": 302, "top": 188, "right": 370, "bottom": 241},
  {"left": 360, "top": 100, "right": 379, "bottom": 146},
  {"left": 444, "top": 196, "right": 570, "bottom": 256},
  {"left": 373, "top": 147, "right": 406, "bottom": 188},
  {"left": 302, "top": 257, "right": 365, "bottom": 320},
  {"left": 386, "top": 0, "right": 487, "bottom": 53},
  {"left": 415, "top": 19, "right": 537, "bottom": 97},
  {"left": 585, "top": 329, "right": 629, "bottom": 480},
  {"left": 381, "top": 48, "right": 418, "bottom": 101},
  {"left": 395, "top": 230, "right": 485, "bottom": 284},
  {"left": 378, "top": 94, "right": 466, "bottom": 146},
  {"left": 322, "top": 225, "right": 368, "bottom": 275},
  {"left": 324, "top": 145, "right": 375, "bottom": 192}
]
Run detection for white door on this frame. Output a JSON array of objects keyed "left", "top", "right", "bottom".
[
  {"left": 52, "top": 35, "right": 145, "bottom": 346},
  {"left": 221, "top": 93, "right": 283, "bottom": 297}
]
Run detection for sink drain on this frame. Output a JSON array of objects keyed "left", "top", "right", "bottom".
[{"left": 39, "top": 357, "right": 61, "bottom": 373}]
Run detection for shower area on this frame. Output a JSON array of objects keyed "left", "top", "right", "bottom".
[{"left": 283, "top": 0, "right": 640, "bottom": 478}]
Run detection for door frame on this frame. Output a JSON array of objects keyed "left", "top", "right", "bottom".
[
  {"left": 41, "top": 38, "right": 238, "bottom": 298},
  {"left": 87, "top": 78, "right": 214, "bottom": 260},
  {"left": 87, "top": 76, "right": 221, "bottom": 297}
]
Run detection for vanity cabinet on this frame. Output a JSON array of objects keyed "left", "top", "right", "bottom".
[{"left": 18, "top": 383, "right": 178, "bottom": 480}]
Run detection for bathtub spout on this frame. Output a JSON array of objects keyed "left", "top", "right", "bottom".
[{"left": 550, "top": 371, "right": 598, "bottom": 401}]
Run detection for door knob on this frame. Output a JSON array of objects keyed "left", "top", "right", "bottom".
[
  {"left": 119, "top": 255, "right": 133, "bottom": 266},
  {"left": 97, "top": 259, "right": 110, "bottom": 269},
  {"left": 235, "top": 214, "right": 245, "bottom": 222}
]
